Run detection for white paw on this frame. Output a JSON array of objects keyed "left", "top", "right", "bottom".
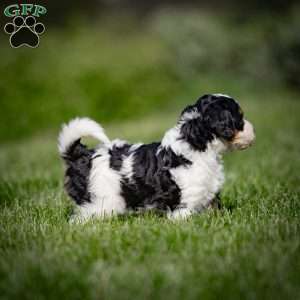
[{"left": 168, "top": 208, "right": 193, "bottom": 220}]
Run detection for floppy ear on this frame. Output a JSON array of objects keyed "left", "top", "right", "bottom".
[
  {"left": 208, "top": 110, "right": 235, "bottom": 140},
  {"left": 180, "top": 117, "right": 214, "bottom": 151}
]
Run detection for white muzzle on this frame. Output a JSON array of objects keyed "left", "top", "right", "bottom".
[{"left": 231, "top": 120, "right": 255, "bottom": 150}]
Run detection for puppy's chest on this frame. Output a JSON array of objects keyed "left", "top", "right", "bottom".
[{"left": 170, "top": 154, "right": 224, "bottom": 207}]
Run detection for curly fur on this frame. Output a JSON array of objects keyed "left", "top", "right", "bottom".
[{"left": 58, "top": 94, "right": 255, "bottom": 220}]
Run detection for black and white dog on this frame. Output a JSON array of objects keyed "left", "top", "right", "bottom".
[{"left": 58, "top": 94, "right": 255, "bottom": 220}]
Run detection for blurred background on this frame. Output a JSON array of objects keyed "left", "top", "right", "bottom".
[{"left": 0, "top": 0, "right": 299, "bottom": 142}]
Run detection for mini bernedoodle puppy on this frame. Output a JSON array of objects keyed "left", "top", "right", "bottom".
[{"left": 58, "top": 94, "right": 255, "bottom": 221}]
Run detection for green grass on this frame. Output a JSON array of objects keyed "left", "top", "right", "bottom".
[{"left": 0, "top": 88, "right": 300, "bottom": 300}]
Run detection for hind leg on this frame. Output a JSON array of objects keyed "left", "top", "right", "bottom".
[
  {"left": 69, "top": 199, "right": 125, "bottom": 223},
  {"left": 70, "top": 155, "right": 127, "bottom": 222}
]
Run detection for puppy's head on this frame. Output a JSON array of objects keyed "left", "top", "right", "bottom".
[{"left": 180, "top": 94, "right": 255, "bottom": 151}]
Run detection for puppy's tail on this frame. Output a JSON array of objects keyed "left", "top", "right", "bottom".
[{"left": 58, "top": 117, "right": 110, "bottom": 158}]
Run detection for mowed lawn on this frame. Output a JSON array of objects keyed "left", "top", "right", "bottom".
[{"left": 0, "top": 91, "right": 300, "bottom": 300}]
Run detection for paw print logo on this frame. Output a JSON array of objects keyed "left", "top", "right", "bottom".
[{"left": 4, "top": 16, "right": 45, "bottom": 48}]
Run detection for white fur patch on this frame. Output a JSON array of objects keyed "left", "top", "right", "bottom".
[
  {"left": 213, "top": 93, "right": 231, "bottom": 98},
  {"left": 168, "top": 207, "right": 193, "bottom": 220},
  {"left": 170, "top": 147, "right": 224, "bottom": 212},
  {"left": 120, "top": 153, "right": 134, "bottom": 182},
  {"left": 181, "top": 109, "right": 201, "bottom": 121}
]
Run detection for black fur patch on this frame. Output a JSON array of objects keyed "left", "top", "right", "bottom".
[
  {"left": 110, "top": 142, "right": 192, "bottom": 211},
  {"left": 180, "top": 116, "right": 214, "bottom": 151},
  {"left": 109, "top": 143, "right": 131, "bottom": 171},
  {"left": 63, "top": 140, "right": 94, "bottom": 205}
]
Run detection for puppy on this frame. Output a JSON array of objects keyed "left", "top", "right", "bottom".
[{"left": 58, "top": 94, "right": 255, "bottom": 220}]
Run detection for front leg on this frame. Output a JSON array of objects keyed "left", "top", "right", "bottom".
[
  {"left": 167, "top": 207, "right": 194, "bottom": 220},
  {"left": 168, "top": 193, "right": 222, "bottom": 219},
  {"left": 208, "top": 192, "right": 222, "bottom": 209}
]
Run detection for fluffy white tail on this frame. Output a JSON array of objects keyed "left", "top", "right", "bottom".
[{"left": 58, "top": 117, "right": 110, "bottom": 155}]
